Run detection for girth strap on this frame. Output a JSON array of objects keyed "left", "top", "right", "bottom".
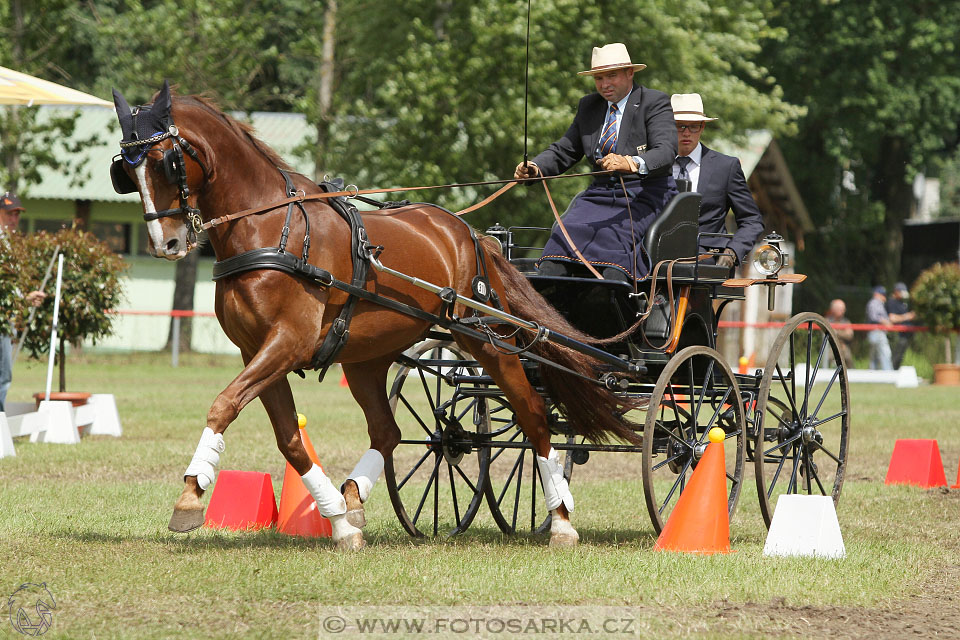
[{"left": 308, "top": 183, "right": 371, "bottom": 379}]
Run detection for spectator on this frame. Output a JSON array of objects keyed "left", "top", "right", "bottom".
[
  {"left": 885, "top": 282, "right": 916, "bottom": 370},
  {"left": 865, "top": 285, "right": 892, "bottom": 370},
  {"left": 0, "top": 192, "right": 47, "bottom": 411},
  {"left": 824, "top": 299, "right": 854, "bottom": 367}
]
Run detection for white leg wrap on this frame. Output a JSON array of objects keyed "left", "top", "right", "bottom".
[
  {"left": 329, "top": 513, "right": 362, "bottom": 541},
  {"left": 301, "top": 464, "right": 346, "bottom": 517},
  {"left": 344, "top": 449, "right": 384, "bottom": 503},
  {"left": 183, "top": 427, "right": 225, "bottom": 490},
  {"left": 536, "top": 448, "right": 574, "bottom": 512}
]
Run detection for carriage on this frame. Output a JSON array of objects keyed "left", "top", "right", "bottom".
[
  {"left": 112, "top": 85, "right": 849, "bottom": 549},
  {"left": 382, "top": 191, "right": 850, "bottom": 537}
]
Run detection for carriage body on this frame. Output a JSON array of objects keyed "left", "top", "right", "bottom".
[{"left": 385, "top": 189, "right": 850, "bottom": 537}]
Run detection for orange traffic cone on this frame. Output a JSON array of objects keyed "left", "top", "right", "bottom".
[
  {"left": 277, "top": 414, "right": 333, "bottom": 537},
  {"left": 654, "top": 427, "right": 731, "bottom": 554},
  {"left": 339, "top": 372, "right": 349, "bottom": 387},
  {"left": 951, "top": 455, "right": 960, "bottom": 489}
]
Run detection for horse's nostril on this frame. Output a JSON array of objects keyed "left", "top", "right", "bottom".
[{"left": 165, "top": 238, "right": 180, "bottom": 253}]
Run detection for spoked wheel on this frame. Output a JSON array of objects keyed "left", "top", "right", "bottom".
[
  {"left": 754, "top": 312, "right": 850, "bottom": 528},
  {"left": 483, "top": 396, "right": 574, "bottom": 535},
  {"left": 642, "top": 345, "right": 746, "bottom": 534},
  {"left": 385, "top": 339, "right": 489, "bottom": 537}
]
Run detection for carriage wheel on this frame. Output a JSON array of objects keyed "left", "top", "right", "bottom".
[
  {"left": 385, "top": 340, "right": 489, "bottom": 537},
  {"left": 642, "top": 345, "right": 746, "bottom": 535},
  {"left": 754, "top": 312, "right": 850, "bottom": 528},
  {"left": 483, "top": 396, "right": 575, "bottom": 535}
]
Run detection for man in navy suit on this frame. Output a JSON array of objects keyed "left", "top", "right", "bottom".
[
  {"left": 514, "top": 43, "right": 678, "bottom": 281},
  {"left": 671, "top": 93, "right": 764, "bottom": 269}
]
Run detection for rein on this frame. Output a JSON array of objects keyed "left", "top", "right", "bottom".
[{"left": 199, "top": 170, "right": 616, "bottom": 231}]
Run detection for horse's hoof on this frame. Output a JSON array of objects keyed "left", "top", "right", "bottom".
[
  {"left": 168, "top": 507, "right": 205, "bottom": 533},
  {"left": 549, "top": 530, "right": 580, "bottom": 547},
  {"left": 345, "top": 508, "right": 366, "bottom": 529},
  {"left": 334, "top": 532, "right": 366, "bottom": 552}
]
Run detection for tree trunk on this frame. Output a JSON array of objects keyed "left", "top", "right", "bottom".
[
  {"left": 870, "top": 136, "right": 914, "bottom": 285},
  {"left": 164, "top": 249, "right": 198, "bottom": 352},
  {"left": 314, "top": 0, "right": 337, "bottom": 181}
]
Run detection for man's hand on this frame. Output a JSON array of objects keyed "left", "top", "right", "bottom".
[
  {"left": 25, "top": 290, "right": 46, "bottom": 307},
  {"left": 716, "top": 248, "right": 738, "bottom": 269},
  {"left": 599, "top": 154, "right": 638, "bottom": 174},
  {"left": 514, "top": 161, "right": 541, "bottom": 180}
]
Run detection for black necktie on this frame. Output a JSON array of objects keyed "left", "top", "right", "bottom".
[{"left": 676, "top": 156, "right": 692, "bottom": 180}]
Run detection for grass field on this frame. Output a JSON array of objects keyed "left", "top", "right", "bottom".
[{"left": 1, "top": 352, "right": 959, "bottom": 639}]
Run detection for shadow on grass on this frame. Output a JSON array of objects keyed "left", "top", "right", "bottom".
[{"left": 49, "top": 522, "right": 664, "bottom": 551}]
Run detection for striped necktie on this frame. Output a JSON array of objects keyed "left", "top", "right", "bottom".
[
  {"left": 676, "top": 155, "right": 692, "bottom": 180},
  {"left": 598, "top": 103, "right": 619, "bottom": 156}
]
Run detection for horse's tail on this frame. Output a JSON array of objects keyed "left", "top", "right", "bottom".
[{"left": 484, "top": 245, "right": 642, "bottom": 445}]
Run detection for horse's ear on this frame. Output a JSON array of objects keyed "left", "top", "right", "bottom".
[
  {"left": 154, "top": 80, "right": 172, "bottom": 120},
  {"left": 112, "top": 88, "right": 134, "bottom": 133}
]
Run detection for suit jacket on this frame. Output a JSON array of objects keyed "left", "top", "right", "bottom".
[
  {"left": 696, "top": 144, "right": 765, "bottom": 262},
  {"left": 532, "top": 83, "right": 677, "bottom": 181}
]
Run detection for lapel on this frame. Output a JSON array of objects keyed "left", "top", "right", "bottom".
[
  {"left": 587, "top": 97, "right": 607, "bottom": 159},
  {"left": 615, "top": 84, "right": 642, "bottom": 155},
  {"left": 697, "top": 144, "right": 714, "bottom": 193}
]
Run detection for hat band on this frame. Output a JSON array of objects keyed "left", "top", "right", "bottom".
[
  {"left": 589, "top": 62, "right": 636, "bottom": 71},
  {"left": 674, "top": 110, "right": 706, "bottom": 116}
]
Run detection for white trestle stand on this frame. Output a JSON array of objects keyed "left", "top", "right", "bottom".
[
  {"left": 763, "top": 494, "right": 846, "bottom": 559},
  {"left": 86, "top": 394, "right": 122, "bottom": 437},
  {"left": 30, "top": 401, "right": 79, "bottom": 444},
  {"left": 0, "top": 413, "right": 15, "bottom": 458}
]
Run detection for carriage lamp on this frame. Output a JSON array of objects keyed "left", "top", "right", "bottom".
[
  {"left": 753, "top": 232, "right": 787, "bottom": 277},
  {"left": 753, "top": 232, "right": 788, "bottom": 311},
  {"left": 485, "top": 223, "right": 508, "bottom": 256}
]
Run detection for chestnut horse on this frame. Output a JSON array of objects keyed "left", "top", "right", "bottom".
[{"left": 111, "top": 83, "right": 638, "bottom": 549}]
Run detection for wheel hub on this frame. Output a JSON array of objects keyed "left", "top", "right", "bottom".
[{"left": 439, "top": 418, "right": 472, "bottom": 465}]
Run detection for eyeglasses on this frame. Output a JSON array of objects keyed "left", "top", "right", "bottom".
[{"left": 676, "top": 123, "right": 704, "bottom": 133}]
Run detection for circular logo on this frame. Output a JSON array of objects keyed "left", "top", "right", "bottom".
[{"left": 7, "top": 583, "right": 56, "bottom": 636}]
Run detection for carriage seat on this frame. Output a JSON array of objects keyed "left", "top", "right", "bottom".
[{"left": 642, "top": 191, "right": 731, "bottom": 282}]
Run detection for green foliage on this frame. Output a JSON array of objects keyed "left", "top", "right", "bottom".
[
  {"left": 911, "top": 262, "right": 960, "bottom": 334},
  {"left": 325, "top": 0, "right": 802, "bottom": 229},
  {"left": 766, "top": 0, "right": 960, "bottom": 287},
  {"left": 9, "top": 228, "right": 126, "bottom": 358}
]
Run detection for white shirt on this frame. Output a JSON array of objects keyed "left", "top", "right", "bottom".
[
  {"left": 673, "top": 142, "right": 703, "bottom": 191},
  {"left": 602, "top": 94, "right": 649, "bottom": 175}
]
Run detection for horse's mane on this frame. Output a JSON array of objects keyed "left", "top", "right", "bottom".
[{"left": 165, "top": 91, "right": 293, "bottom": 172}]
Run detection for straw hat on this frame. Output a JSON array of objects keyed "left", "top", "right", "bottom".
[
  {"left": 671, "top": 93, "right": 718, "bottom": 122},
  {"left": 577, "top": 43, "right": 646, "bottom": 76}
]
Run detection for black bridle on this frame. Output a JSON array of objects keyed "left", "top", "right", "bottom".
[{"left": 111, "top": 121, "right": 209, "bottom": 236}]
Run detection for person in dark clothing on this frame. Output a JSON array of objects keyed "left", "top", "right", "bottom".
[
  {"left": 514, "top": 43, "right": 678, "bottom": 282},
  {"left": 886, "top": 282, "right": 916, "bottom": 369},
  {"left": 671, "top": 93, "right": 765, "bottom": 268}
]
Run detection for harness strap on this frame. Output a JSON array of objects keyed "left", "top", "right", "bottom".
[
  {"left": 212, "top": 248, "right": 605, "bottom": 383},
  {"left": 308, "top": 194, "right": 371, "bottom": 380}
]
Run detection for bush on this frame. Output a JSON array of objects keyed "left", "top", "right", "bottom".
[
  {"left": 2, "top": 227, "right": 126, "bottom": 387},
  {"left": 911, "top": 262, "right": 960, "bottom": 364}
]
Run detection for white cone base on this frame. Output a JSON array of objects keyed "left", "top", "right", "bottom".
[
  {"left": 30, "top": 401, "right": 79, "bottom": 445},
  {"left": 0, "top": 413, "right": 14, "bottom": 458},
  {"left": 87, "top": 394, "right": 122, "bottom": 437},
  {"left": 763, "top": 495, "right": 845, "bottom": 559}
]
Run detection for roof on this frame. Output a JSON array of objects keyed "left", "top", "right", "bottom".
[
  {"left": 25, "top": 105, "right": 316, "bottom": 202},
  {"left": 711, "top": 130, "right": 771, "bottom": 178},
  {"left": 713, "top": 129, "right": 814, "bottom": 235}
]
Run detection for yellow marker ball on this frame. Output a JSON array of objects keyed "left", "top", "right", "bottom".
[
  {"left": 297, "top": 413, "right": 307, "bottom": 429},
  {"left": 708, "top": 427, "right": 725, "bottom": 444}
]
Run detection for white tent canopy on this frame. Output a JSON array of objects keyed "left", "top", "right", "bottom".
[{"left": 0, "top": 66, "right": 112, "bottom": 107}]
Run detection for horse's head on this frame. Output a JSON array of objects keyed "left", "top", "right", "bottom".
[{"left": 111, "top": 81, "right": 209, "bottom": 260}]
